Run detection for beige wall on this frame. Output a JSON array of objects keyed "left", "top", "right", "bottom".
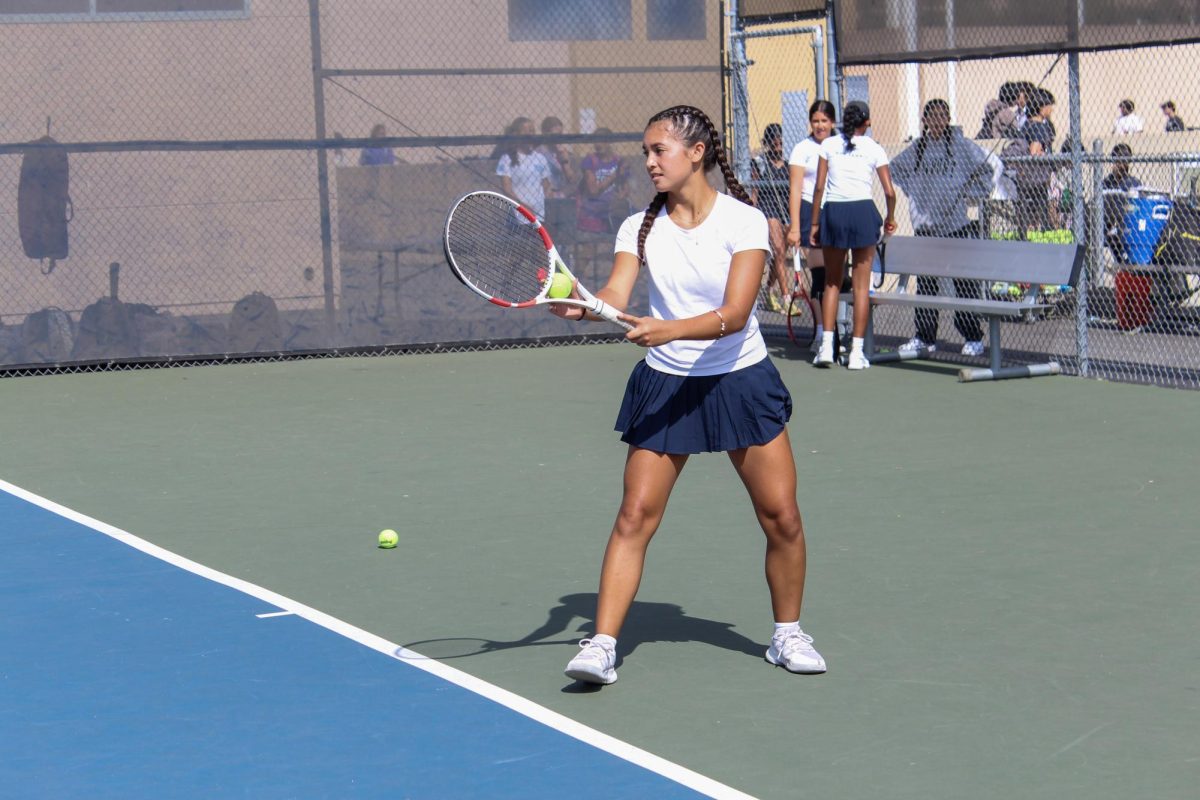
[{"left": 0, "top": 0, "right": 722, "bottom": 320}]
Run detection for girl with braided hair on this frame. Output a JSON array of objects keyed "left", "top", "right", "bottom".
[
  {"left": 550, "top": 105, "right": 825, "bottom": 686},
  {"left": 808, "top": 100, "right": 897, "bottom": 370}
]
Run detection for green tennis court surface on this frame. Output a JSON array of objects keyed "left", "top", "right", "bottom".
[{"left": 2, "top": 344, "right": 1196, "bottom": 799}]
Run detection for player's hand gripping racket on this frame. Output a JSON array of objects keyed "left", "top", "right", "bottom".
[{"left": 443, "top": 190, "right": 632, "bottom": 330}]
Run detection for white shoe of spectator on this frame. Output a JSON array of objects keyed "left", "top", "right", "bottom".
[
  {"left": 961, "top": 340, "right": 985, "bottom": 357},
  {"left": 900, "top": 337, "right": 935, "bottom": 353},
  {"left": 846, "top": 350, "right": 870, "bottom": 370}
]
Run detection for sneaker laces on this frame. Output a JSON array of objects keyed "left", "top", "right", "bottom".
[
  {"left": 776, "top": 629, "right": 817, "bottom": 658},
  {"left": 573, "top": 638, "right": 614, "bottom": 667}
]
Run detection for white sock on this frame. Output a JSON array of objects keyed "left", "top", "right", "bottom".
[
  {"left": 774, "top": 621, "right": 800, "bottom": 636},
  {"left": 590, "top": 633, "right": 617, "bottom": 649},
  {"left": 851, "top": 336, "right": 865, "bottom": 354},
  {"left": 821, "top": 331, "right": 834, "bottom": 348}
]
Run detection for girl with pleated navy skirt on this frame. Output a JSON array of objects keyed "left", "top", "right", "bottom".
[
  {"left": 809, "top": 101, "right": 897, "bottom": 370},
  {"left": 547, "top": 105, "right": 825, "bottom": 686}
]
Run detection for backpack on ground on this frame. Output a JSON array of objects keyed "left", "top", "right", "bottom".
[
  {"left": 72, "top": 297, "right": 141, "bottom": 361},
  {"left": 227, "top": 292, "right": 282, "bottom": 353},
  {"left": 19, "top": 307, "right": 75, "bottom": 364}
]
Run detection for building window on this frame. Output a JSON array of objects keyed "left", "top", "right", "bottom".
[
  {"left": 647, "top": 0, "right": 706, "bottom": 40},
  {"left": 0, "top": 0, "right": 248, "bottom": 21},
  {"left": 509, "top": 0, "right": 632, "bottom": 41}
]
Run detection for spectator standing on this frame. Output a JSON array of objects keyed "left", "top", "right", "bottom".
[
  {"left": 1113, "top": 99, "right": 1144, "bottom": 135},
  {"left": 890, "top": 99, "right": 993, "bottom": 357},
  {"left": 1161, "top": 101, "right": 1186, "bottom": 133},
  {"left": 359, "top": 123, "right": 396, "bottom": 166},
  {"left": 496, "top": 116, "right": 553, "bottom": 219},
  {"left": 537, "top": 116, "right": 578, "bottom": 198},
  {"left": 750, "top": 123, "right": 794, "bottom": 312},
  {"left": 1014, "top": 89, "right": 1057, "bottom": 231}
]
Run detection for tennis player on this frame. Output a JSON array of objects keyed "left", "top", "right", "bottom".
[
  {"left": 549, "top": 105, "right": 825, "bottom": 685},
  {"left": 785, "top": 100, "right": 838, "bottom": 349},
  {"left": 808, "top": 100, "right": 897, "bottom": 370}
]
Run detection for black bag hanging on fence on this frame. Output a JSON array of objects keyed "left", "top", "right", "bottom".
[
  {"left": 17, "top": 135, "right": 73, "bottom": 273},
  {"left": 1152, "top": 200, "right": 1200, "bottom": 267}
]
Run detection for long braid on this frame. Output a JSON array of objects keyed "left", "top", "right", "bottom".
[
  {"left": 841, "top": 101, "right": 870, "bottom": 153},
  {"left": 698, "top": 112, "right": 752, "bottom": 206},
  {"left": 636, "top": 192, "right": 668, "bottom": 265},
  {"left": 635, "top": 105, "right": 753, "bottom": 264}
]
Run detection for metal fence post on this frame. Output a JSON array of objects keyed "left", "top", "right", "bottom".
[{"left": 308, "top": 0, "right": 337, "bottom": 346}]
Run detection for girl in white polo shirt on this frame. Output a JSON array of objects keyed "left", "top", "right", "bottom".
[
  {"left": 549, "top": 105, "right": 825, "bottom": 686},
  {"left": 809, "top": 101, "right": 897, "bottom": 370},
  {"left": 786, "top": 99, "right": 838, "bottom": 348}
]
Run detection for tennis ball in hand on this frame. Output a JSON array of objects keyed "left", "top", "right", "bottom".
[
  {"left": 378, "top": 529, "right": 399, "bottom": 549},
  {"left": 548, "top": 273, "right": 574, "bottom": 299}
]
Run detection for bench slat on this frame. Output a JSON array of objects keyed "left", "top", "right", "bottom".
[
  {"left": 884, "top": 236, "right": 1083, "bottom": 287},
  {"left": 864, "top": 293, "right": 1049, "bottom": 316}
]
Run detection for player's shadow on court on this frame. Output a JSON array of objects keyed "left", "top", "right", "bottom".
[{"left": 398, "top": 593, "right": 762, "bottom": 688}]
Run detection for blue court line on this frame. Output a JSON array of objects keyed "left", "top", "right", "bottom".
[{"left": 0, "top": 483, "right": 749, "bottom": 799}]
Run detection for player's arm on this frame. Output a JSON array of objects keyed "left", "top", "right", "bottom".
[
  {"left": 877, "top": 164, "right": 898, "bottom": 232},
  {"left": 786, "top": 164, "right": 805, "bottom": 247},
  {"left": 566, "top": 250, "right": 640, "bottom": 322},
  {"left": 809, "top": 158, "right": 828, "bottom": 246}
]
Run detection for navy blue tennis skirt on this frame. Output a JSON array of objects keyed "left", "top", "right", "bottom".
[
  {"left": 615, "top": 357, "right": 792, "bottom": 454},
  {"left": 799, "top": 200, "right": 816, "bottom": 246},
  {"left": 819, "top": 199, "right": 882, "bottom": 249}
]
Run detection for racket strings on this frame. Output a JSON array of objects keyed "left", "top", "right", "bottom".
[{"left": 447, "top": 194, "right": 552, "bottom": 303}]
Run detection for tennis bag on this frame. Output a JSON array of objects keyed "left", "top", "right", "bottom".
[
  {"left": 18, "top": 135, "right": 72, "bottom": 269},
  {"left": 19, "top": 307, "right": 75, "bottom": 363},
  {"left": 72, "top": 297, "right": 142, "bottom": 361},
  {"left": 1152, "top": 200, "right": 1200, "bottom": 267},
  {"left": 227, "top": 292, "right": 283, "bottom": 353}
]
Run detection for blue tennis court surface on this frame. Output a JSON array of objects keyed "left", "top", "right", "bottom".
[{"left": 0, "top": 487, "right": 725, "bottom": 799}]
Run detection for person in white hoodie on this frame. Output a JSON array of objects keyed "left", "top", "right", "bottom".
[{"left": 890, "top": 99, "right": 994, "bottom": 357}]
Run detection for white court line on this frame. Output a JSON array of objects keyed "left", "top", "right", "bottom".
[
  {"left": 0, "top": 478, "right": 756, "bottom": 800},
  {"left": 255, "top": 610, "right": 296, "bottom": 619}
]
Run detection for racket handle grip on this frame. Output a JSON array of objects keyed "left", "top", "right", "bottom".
[{"left": 589, "top": 298, "right": 633, "bottom": 330}]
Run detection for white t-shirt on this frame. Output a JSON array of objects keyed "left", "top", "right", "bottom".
[
  {"left": 787, "top": 137, "right": 823, "bottom": 203},
  {"left": 615, "top": 193, "right": 770, "bottom": 376},
  {"left": 1113, "top": 113, "right": 1144, "bottom": 136},
  {"left": 496, "top": 150, "right": 552, "bottom": 217},
  {"left": 819, "top": 135, "right": 889, "bottom": 203}
]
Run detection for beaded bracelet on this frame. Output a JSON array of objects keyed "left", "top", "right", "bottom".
[{"left": 711, "top": 308, "right": 726, "bottom": 338}]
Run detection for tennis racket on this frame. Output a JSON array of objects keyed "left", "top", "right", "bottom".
[{"left": 443, "top": 190, "right": 632, "bottom": 330}]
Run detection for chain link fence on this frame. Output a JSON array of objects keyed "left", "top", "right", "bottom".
[
  {"left": 735, "top": 18, "right": 1200, "bottom": 389},
  {"left": 0, "top": 0, "right": 725, "bottom": 371}
]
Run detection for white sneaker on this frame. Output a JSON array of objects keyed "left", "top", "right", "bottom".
[
  {"left": 846, "top": 350, "right": 870, "bottom": 370},
  {"left": 900, "top": 337, "right": 935, "bottom": 353},
  {"left": 564, "top": 639, "right": 618, "bottom": 685},
  {"left": 765, "top": 628, "right": 826, "bottom": 674},
  {"left": 813, "top": 339, "right": 835, "bottom": 367},
  {"left": 961, "top": 340, "right": 985, "bottom": 357}
]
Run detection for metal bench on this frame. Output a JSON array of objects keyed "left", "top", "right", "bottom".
[{"left": 853, "top": 235, "right": 1084, "bottom": 382}]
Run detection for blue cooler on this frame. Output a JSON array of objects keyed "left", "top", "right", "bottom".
[{"left": 1121, "top": 194, "right": 1172, "bottom": 265}]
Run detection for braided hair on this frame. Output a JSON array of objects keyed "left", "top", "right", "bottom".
[
  {"left": 635, "top": 105, "right": 751, "bottom": 265},
  {"left": 841, "top": 101, "right": 871, "bottom": 153}
]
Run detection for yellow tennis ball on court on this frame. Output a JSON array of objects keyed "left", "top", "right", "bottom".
[
  {"left": 548, "top": 273, "right": 573, "bottom": 299},
  {"left": 378, "top": 529, "right": 399, "bottom": 549}
]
